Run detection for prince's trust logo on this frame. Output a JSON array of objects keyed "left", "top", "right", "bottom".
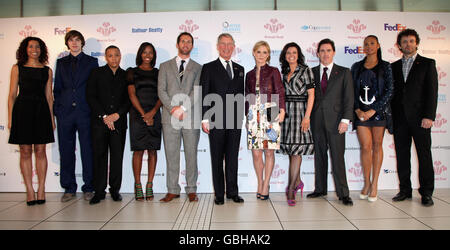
[{"left": 19, "top": 25, "right": 37, "bottom": 38}]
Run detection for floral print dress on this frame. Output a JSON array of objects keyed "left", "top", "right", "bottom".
[{"left": 247, "top": 74, "right": 281, "bottom": 150}]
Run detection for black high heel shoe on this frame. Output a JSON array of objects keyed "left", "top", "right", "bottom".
[
  {"left": 36, "top": 200, "right": 46, "bottom": 205},
  {"left": 27, "top": 200, "right": 37, "bottom": 206},
  {"left": 260, "top": 186, "right": 270, "bottom": 200}
]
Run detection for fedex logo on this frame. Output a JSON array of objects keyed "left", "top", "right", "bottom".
[
  {"left": 344, "top": 46, "right": 364, "bottom": 54},
  {"left": 384, "top": 23, "right": 406, "bottom": 31}
]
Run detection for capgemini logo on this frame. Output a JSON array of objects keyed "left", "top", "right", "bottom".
[
  {"left": 179, "top": 20, "right": 199, "bottom": 33},
  {"left": 19, "top": 25, "right": 37, "bottom": 38},
  {"left": 427, "top": 20, "right": 446, "bottom": 35},
  {"left": 433, "top": 114, "right": 447, "bottom": 128},
  {"left": 347, "top": 19, "right": 366, "bottom": 34},
  {"left": 97, "top": 22, "right": 116, "bottom": 37},
  {"left": 434, "top": 161, "right": 447, "bottom": 175},
  {"left": 264, "top": 19, "right": 284, "bottom": 33}
]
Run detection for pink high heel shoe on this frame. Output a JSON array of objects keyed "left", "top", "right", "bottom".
[
  {"left": 295, "top": 181, "right": 305, "bottom": 197},
  {"left": 287, "top": 189, "right": 296, "bottom": 206}
]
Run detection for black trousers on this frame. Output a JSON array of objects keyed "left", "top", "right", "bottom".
[
  {"left": 393, "top": 109, "right": 434, "bottom": 197},
  {"left": 91, "top": 126, "right": 126, "bottom": 196},
  {"left": 311, "top": 113, "right": 350, "bottom": 198},
  {"left": 209, "top": 128, "right": 241, "bottom": 198}
]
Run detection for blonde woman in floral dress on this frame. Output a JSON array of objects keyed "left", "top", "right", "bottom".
[{"left": 245, "top": 41, "right": 285, "bottom": 200}]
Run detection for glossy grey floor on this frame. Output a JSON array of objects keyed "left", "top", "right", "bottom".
[{"left": 1, "top": 189, "right": 450, "bottom": 230}]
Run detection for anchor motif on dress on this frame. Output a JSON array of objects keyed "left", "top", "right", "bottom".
[{"left": 359, "top": 85, "right": 375, "bottom": 105}]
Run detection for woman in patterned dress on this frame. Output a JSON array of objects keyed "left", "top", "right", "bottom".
[
  {"left": 278, "top": 42, "right": 315, "bottom": 206},
  {"left": 245, "top": 41, "right": 285, "bottom": 200}
]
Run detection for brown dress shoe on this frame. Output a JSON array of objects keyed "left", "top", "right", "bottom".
[
  {"left": 160, "top": 193, "right": 180, "bottom": 202},
  {"left": 188, "top": 193, "right": 199, "bottom": 202}
]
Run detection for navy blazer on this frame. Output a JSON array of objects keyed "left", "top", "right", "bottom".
[
  {"left": 351, "top": 59, "right": 394, "bottom": 133},
  {"left": 53, "top": 52, "right": 99, "bottom": 117}
]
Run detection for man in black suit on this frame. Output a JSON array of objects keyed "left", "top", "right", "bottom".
[
  {"left": 307, "top": 39, "right": 355, "bottom": 206},
  {"left": 390, "top": 29, "right": 438, "bottom": 207},
  {"left": 201, "top": 33, "right": 245, "bottom": 205},
  {"left": 86, "top": 45, "right": 130, "bottom": 205}
]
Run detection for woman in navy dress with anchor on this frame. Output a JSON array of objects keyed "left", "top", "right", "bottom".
[{"left": 351, "top": 35, "right": 394, "bottom": 202}]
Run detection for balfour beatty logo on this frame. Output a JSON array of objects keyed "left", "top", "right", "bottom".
[
  {"left": 384, "top": 23, "right": 406, "bottom": 31},
  {"left": 132, "top": 27, "right": 163, "bottom": 33},
  {"left": 344, "top": 46, "right": 364, "bottom": 54}
]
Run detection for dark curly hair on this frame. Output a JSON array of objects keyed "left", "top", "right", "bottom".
[
  {"left": 396, "top": 28, "right": 420, "bottom": 52},
  {"left": 16, "top": 36, "right": 48, "bottom": 66},
  {"left": 136, "top": 42, "right": 157, "bottom": 67},
  {"left": 279, "top": 42, "right": 306, "bottom": 75}
]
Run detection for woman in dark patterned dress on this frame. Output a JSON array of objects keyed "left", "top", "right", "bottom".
[
  {"left": 278, "top": 42, "right": 315, "bottom": 206},
  {"left": 8, "top": 37, "right": 55, "bottom": 206},
  {"left": 127, "top": 42, "right": 162, "bottom": 201}
]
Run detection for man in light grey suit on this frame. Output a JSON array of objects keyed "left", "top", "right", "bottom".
[
  {"left": 158, "top": 32, "right": 202, "bottom": 202},
  {"left": 307, "top": 38, "right": 355, "bottom": 206}
]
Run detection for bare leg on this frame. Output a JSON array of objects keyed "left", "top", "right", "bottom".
[
  {"left": 147, "top": 150, "right": 157, "bottom": 184},
  {"left": 370, "top": 127, "right": 386, "bottom": 198},
  {"left": 262, "top": 150, "right": 275, "bottom": 196},
  {"left": 252, "top": 150, "right": 264, "bottom": 195},
  {"left": 19, "top": 145, "right": 34, "bottom": 202},
  {"left": 132, "top": 151, "right": 144, "bottom": 184},
  {"left": 357, "top": 126, "right": 373, "bottom": 196},
  {"left": 34, "top": 144, "right": 47, "bottom": 200}
]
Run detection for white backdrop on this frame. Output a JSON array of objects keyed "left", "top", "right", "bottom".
[{"left": 0, "top": 10, "right": 449, "bottom": 193}]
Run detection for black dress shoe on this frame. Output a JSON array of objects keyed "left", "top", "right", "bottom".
[
  {"left": 306, "top": 192, "right": 327, "bottom": 198},
  {"left": 227, "top": 195, "right": 244, "bottom": 203},
  {"left": 214, "top": 197, "right": 224, "bottom": 205},
  {"left": 341, "top": 196, "right": 353, "bottom": 206},
  {"left": 392, "top": 192, "right": 412, "bottom": 202},
  {"left": 111, "top": 192, "right": 122, "bottom": 202},
  {"left": 421, "top": 196, "right": 434, "bottom": 207},
  {"left": 89, "top": 195, "right": 105, "bottom": 205}
]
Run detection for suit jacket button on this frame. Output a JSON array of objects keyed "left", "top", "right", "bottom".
[{"left": 72, "top": 102, "right": 76, "bottom": 107}]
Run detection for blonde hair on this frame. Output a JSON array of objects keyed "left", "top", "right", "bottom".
[{"left": 253, "top": 40, "right": 271, "bottom": 63}]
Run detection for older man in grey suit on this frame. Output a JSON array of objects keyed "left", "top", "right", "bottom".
[{"left": 158, "top": 32, "right": 202, "bottom": 202}]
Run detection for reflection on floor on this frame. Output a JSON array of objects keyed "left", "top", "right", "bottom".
[{"left": 1, "top": 189, "right": 450, "bottom": 230}]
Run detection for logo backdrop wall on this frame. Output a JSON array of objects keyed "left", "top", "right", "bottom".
[{"left": 0, "top": 11, "right": 449, "bottom": 193}]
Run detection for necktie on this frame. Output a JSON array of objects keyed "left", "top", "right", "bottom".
[
  {"left": 179, "top": 60, "right": 185, "bottom": 82},
  {"left": 321, "top": 67, "right": 328, "bottom": 94},
  {"left": 71, "top": 56, "right": 78, "bottom": 73},
  {"left": 226, "top": 60, "right": 232, "bottom": 79}
]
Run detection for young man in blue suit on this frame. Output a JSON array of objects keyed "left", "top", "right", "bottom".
[{"left": 54, "top": 30, "right": 99, "bottom": 202}]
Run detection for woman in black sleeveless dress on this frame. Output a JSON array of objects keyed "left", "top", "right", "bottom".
[
  {"left": 127, "top": 42, "right": 162, "bottom": 201},
  {"left": 8, "top": 37, "right": 55, "bottom": 206}
]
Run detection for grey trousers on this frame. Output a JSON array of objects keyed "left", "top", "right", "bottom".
[{"left": 162, "top": 125, "right": 200, "bottom": 194}]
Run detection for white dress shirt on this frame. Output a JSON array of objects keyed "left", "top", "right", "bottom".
[
  {"left": 218, "top": 56, "right": 234, "bottom": 79},
  {"left": 320, "top": 62, "right": 349, "bottom": 125}
]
